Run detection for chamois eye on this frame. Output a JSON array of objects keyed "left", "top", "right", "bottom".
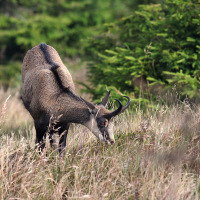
[{"left": 99, "top": 121, "right": 106, "bottom": 127}]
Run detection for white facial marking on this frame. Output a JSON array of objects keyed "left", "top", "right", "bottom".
[
  {"left": 84, "top": 115, "right": 102, "bottom": 140},
  {"left": 107, "top": 121, "right": 115, "bottom": 142},
  {"left": 99, "top": 134, "right": 104, "bottom": 141},
  {"left": 84, "top": 112, "right": 115, "bottom": 144}
]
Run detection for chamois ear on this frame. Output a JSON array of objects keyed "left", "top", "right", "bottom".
[
  {"left": 80, "top": 97, "right": 96, "bottom": 113},
  {"left": 100, "top": 91, "right": 110, "bottom": 106}
]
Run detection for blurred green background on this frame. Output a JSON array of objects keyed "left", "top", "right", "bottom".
[{"left": 0, "top": 0, "right": 199, "bottom": 104}]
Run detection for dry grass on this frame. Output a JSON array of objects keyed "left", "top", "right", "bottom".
[
  {"left": 0, "top": 88, "right": 32, "bottom": 131},
  {"left": 0, "top": 89, "right": 200, "bottom": 200}
]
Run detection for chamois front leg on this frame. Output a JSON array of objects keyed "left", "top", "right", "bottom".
[
  {"left": 58, "top": 123, "right": 70, "bottom": 153},
  {"left": 34, "top": 121, "right": 49, "bottom": 152}
]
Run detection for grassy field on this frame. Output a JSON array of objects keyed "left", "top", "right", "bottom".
[{"left": 0, "top": 88, "right": 200, "bottom": 200}]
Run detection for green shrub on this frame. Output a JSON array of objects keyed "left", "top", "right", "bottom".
[
  {"left": 0, "top": 61, "right": 21, "bottom": 87},
  {"left": 85, "top": 0, "right": 200, "bottom": 102},
  {"left": 0, "top": 0, "right": 138, "bottom": 87},
  {"left": 0, "top": 0, "right": 135, "bottom": 60}
]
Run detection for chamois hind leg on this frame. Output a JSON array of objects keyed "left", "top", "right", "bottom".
[
  {"left": 34, "top": 121, "right": 49, "bottom": 152},
  {"left": 58, "top": 123, "right": 70, "bottom": 153}
]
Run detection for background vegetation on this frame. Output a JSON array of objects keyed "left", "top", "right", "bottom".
[
  {"left": 0, "top": 0, "right": 199, "bottom": 105},
  {"left": 1, "top": 1, "right": 200, "bottom": 199},
  {"left": 0, "top": 0, "right": 134, "bottom": 87},
  {"left": 85, "top": 1, "right": 200, "bottom": 102}
]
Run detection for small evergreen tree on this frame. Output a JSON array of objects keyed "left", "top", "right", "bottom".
[{"left": 85, "top": 0, "right": 200, "bottom": 102}]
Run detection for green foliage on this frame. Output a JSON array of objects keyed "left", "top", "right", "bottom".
[
  {"left": 0, "top": 0, "right": 139, "bottom": 87},
  {"left": 0, "top": 0, "right": 133, "bottom": 60},
  {"left": 0, "top": 61, "right": 21, "bottom": 87},
  {"left": 85, "top": 0, "right": 200, "bottom": 102}
]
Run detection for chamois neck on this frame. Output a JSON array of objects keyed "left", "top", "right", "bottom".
[{"left": 57, "top": 95, "right": 91, "bottom": 124}]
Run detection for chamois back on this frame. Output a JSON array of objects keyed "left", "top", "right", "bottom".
[{"left": 22, "top": 43, "right": 75, "bottom": 92}]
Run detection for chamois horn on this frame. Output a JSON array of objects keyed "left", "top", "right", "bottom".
[
  {"left": 103, "top": 99, "right": 123, "bottom": 119},
  {"left": 120, "top": 96, "right": 131, "bottom": 113},
  {"left": 100, "top": 90, "right": 110, "bottom": 106}
]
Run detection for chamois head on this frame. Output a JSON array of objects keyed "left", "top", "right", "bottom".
[{"left": 81, "top": 91, "right": 130, "bottom": 144}]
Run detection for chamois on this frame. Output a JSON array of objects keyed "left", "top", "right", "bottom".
[{"left": 21, "top": 43, "right": 130, "bottom": 152}]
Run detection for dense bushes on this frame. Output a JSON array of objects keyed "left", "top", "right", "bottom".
[
  {"left": 1, "top": 0, "right": 199, "bottom": 103},
  {"left": 0, "top": 0, "right": 136, "bottom": 60},
  {"left": 0, "top": 0, "right": 136, "bottom": 87},
  {"left": 85, "top": 0, "right": 200, "bottom": 102}
]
